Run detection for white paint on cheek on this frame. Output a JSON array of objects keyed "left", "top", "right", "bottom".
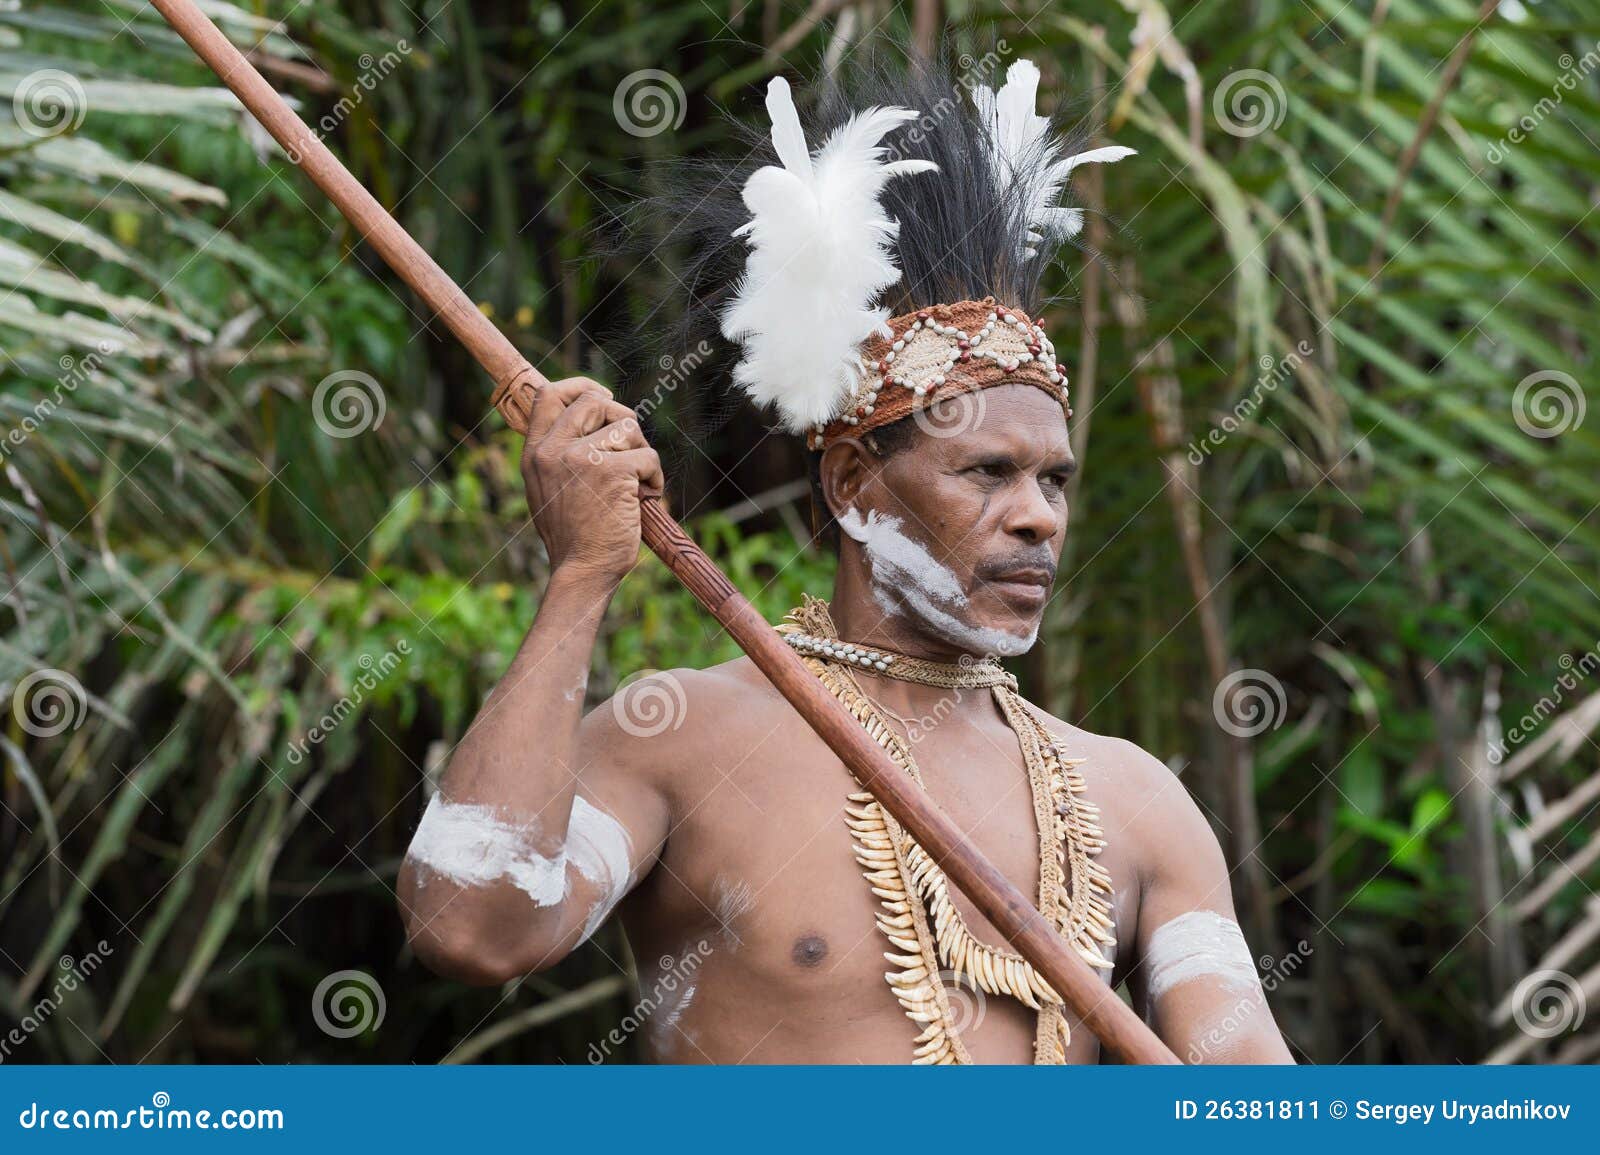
[
  {"left": 407, "top": 794, "right": 567, "bottom": 906},
  {"left": 838, "top": 506, "right": 1038, "bottom": 657},
  {"left": 1145, "top": 910, "right": 1260, "bottom": 999},
  {"left": 567, "top": 795, "right": 634, "bottom": 943}
]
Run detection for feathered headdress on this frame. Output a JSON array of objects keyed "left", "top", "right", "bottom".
[
  {"left": 636, "top": 52, "right": 1134, "bottom": 450},
  {"left": 719, "top": 78, "right": 937, "bottom": 433},
  {"left": 970, "top": 60, "right": 1136, "bottom": 258}
]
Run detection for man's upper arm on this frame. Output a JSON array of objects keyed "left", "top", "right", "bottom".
[
  {"left": 1124, "top": 746, "right": 1295, "bottom": 1064},
  {"left": 524, "top": 673, "right": 683, "bottom": 955}
]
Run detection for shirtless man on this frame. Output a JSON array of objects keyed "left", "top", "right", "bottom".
[{"left": 396, "top": 56, "right": 1294, "bottom": 1065}]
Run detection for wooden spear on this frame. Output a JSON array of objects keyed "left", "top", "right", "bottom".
[{"left": 148, "top": 0, "right": 1178, "bottom": 1065}]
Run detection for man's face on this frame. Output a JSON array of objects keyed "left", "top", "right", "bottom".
[{"left": 840, "top": 384, "right": 1075, "bottom": 655}]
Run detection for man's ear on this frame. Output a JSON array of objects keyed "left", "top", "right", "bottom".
[{"left": 818, "top": 437, "right": 888, "bottom": 523}]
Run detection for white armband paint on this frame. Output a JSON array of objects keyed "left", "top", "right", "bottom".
[
  {"left": 408, "top": 791, "right": 636, "bottom": 941},
  {"left": 566, "top": 795, "right": 634, "bottom": 942},
  {"left": 1145, "top": 911, "right": 1260, "bottom": 998}
]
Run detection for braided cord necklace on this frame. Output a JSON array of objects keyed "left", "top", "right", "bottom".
[{"left": 779, "top": 597, "right": 1116, "bottom": 1064}]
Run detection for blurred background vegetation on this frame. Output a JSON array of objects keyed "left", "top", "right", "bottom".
[{"left": 2, "top": 0, "right": 1598, "bottom": 1064}]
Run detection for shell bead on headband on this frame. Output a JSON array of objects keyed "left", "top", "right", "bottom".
[{"left": 716, "top": 56, "right": 1134, "bottom": 449}]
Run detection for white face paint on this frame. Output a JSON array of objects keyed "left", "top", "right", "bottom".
[
  {"left": 406, "top": 794, "right": 567, "bottom": 906},
  {"left": 837, "top": 506, "right": 1038, "bottom": 657},
  {"left": 1145, "top": 911, "right": 1261, "bottom": 999},
  {"left": 407, "top": 792, "right": 634, "bottom": 932},
  {"left": 567, "top": 795, "right": 634, "bottom": 943}
]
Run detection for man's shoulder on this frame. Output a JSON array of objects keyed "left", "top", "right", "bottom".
[
  {"left": 1027, "top": 710, "right": 1214, "bottom": 845},
  {"left": 587, "top": 656, "right": 786, "bottom": 746},
  {"left": 1030, "top": 711, "right": 1175, "bottom": 790}
]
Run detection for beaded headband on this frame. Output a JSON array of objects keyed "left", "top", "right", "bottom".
[{"left": 809, "top": 296, "right": 1069, "bottom": 450}]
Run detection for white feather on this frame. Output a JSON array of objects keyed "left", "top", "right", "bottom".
[
  {"left": 720, "top": 77, "right": 937, "bottom": 432},
  {"left": 971, "top": 60, "right": 1135, "bottom": 258}
]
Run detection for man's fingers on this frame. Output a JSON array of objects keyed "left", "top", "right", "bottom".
[
  {"left": 548, "top": 393, "right": 637, "bottom": 443},
  {"left": 525, "top": 377, "right": 612, "bottom": 443},
  {"left": 575, "top": 415, "right": 649, "bottom": 457},
  {"left": 612, "top": 448, "right": 665, "bottom": 496}
]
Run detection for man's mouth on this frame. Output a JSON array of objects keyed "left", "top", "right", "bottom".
[{"left": 982, "top": 567, "right": 1055, "bottom": 608}]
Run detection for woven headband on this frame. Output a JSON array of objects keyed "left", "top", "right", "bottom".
[{"left": 809, "top": 297, "right": 1069, "bottom": 450}]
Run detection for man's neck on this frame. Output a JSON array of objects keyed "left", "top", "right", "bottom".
[{"left": 828, "top": 567, "right": 971, "bottom": 664}]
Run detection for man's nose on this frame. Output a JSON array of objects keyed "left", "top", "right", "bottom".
[{"left": 1004, "top": 479, "right": 1062, "bottom": 544}]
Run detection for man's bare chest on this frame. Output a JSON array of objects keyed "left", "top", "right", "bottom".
[{"left": 619, "top": 707, "right": 1141, "bottom": 1061}]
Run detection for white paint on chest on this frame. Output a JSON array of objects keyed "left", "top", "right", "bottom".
[
  {"left": 1145, "top": 910, "right": 1260, "bottom": 999},
  {"left": 406, "top": 794, "right": 567, "bottom": 906},
  {"left": 837, "top": 506, "right": 1037, "bottom": 657},
  {"left": 710, "top": 875, "right": 755, "bottom": 948}
]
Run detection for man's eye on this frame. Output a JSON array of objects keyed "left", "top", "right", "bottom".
[{"left": 969, "top": 462, "right": 1007, "bottom": 479}]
